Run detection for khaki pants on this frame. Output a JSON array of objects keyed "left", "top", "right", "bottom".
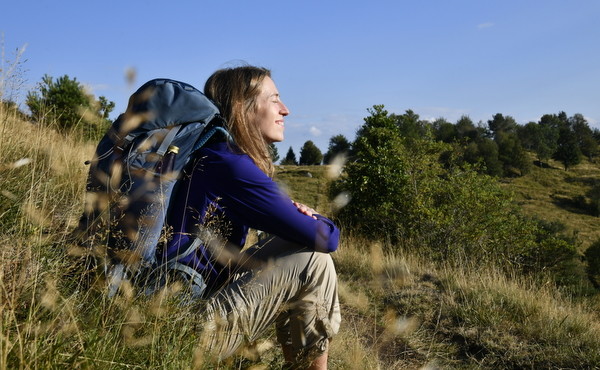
[{"left": 202, "top": 235, "right": 341, "bottom": 362}]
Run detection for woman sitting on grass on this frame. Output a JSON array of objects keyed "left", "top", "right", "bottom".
[{"left": 163, "top": 65, "right": 341, "bottom": 369}]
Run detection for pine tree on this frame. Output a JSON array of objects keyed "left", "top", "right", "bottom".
[
  {"left": 281, "top": 146, "right": 298, "bottom": 165},
  {"left": 323, "top": 134, "right": 351, "bottom": 164},
  {"left": 299, "top": 140, "right": 323, "bottom": 165},
  {"left": 269, "top": 143, "right": 280, "bottom": 163}
]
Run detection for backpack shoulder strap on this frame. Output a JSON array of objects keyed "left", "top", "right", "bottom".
[{"left": 193, "top": 125, "right": 232, "bottom": 152}]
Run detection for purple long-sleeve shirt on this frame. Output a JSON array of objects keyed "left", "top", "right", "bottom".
[{"left": 163, "top": 141, "right": 339, "bottom": 287}]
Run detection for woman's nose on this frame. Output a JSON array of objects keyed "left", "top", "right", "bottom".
[{"left": 280, "top": 102, "right": 290, "bottom": 116}]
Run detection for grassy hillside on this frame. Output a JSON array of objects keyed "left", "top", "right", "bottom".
[
  {"left": 275, "top": 165, "right": 331, "bottom": 213},
  {"left": 2, "top": 109, "right": 600, "bottom": 369},
  {"left": 504, "top": 158, "right": 600, "bottom": 250}
]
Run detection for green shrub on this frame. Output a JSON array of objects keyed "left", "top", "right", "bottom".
[{"left": 26, "top": 74, "right": 113, "bottom": 141}]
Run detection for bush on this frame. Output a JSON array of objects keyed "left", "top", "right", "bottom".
[{"left": 26, "top": 74, "right": 114, "bottom": 140}]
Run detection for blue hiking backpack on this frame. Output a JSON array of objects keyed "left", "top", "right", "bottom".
[{"left": 78, "top": 78, "right": 228, "bottom": 296}]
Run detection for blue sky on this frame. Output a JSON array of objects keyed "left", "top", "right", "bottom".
[{"left": 2, "top": 0, "right": 599, "bottom": 156}]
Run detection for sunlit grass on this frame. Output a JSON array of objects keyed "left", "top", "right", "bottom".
[{"left": 438, "top": 266, "right": 600, "bottom": 367}]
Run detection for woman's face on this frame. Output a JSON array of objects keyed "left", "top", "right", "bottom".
[{"left": 252, "top": 76, "right": 289, "bottom": 143}]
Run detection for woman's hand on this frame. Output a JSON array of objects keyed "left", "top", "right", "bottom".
[{"left": 292, "top": 201, "right": 318, "bottom": 220}]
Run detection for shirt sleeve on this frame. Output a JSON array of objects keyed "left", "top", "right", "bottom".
[{"left": 203, "top": 151, "right": 339, "bottom": 253}]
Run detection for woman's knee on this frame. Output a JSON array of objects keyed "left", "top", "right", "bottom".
[
  {"left": 311, "top": 252, "right": 335, "bottom": 271},
  {"left": 306, "top": 252, "right": 337, "bottom": 286}
]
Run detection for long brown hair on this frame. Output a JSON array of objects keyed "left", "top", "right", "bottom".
[{"left": 204, "top": 66, "right": 274, "bottom": 176}]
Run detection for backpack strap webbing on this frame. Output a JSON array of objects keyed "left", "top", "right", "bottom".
[{"left": 156, "top": 126, "right": 183, "bottom": 156}]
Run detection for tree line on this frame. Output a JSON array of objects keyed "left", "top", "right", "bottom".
[{"left": 283, "top": 107, "right": 599, "bottom": 175}]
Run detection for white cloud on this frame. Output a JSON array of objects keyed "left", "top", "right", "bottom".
[
  {"left": 309, "top": 126, "right": 322, "bottom": 136},
  {"left": 477, "top": 22, "right": 494, "bottom": 29}
]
